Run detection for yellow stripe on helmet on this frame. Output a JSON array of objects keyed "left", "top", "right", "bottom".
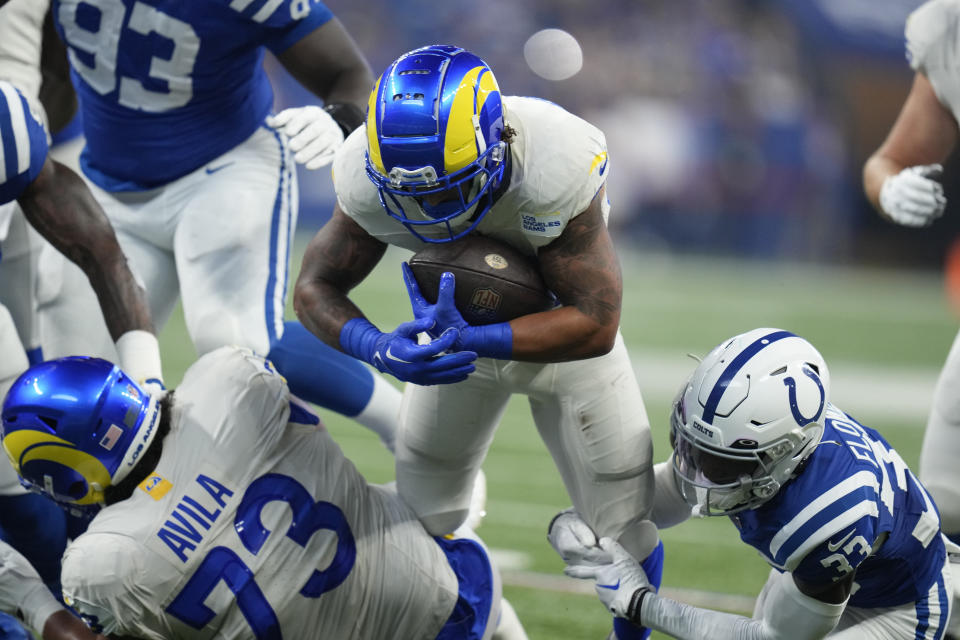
[
  {"left": 444, "top": 66, "right": 497, "bottom": 175},
  {"left": 366, "top": 75, "right": 385, "bottom": 175},
  {"left": 4, "top": 430, "right": 111, "bottom": 504}
]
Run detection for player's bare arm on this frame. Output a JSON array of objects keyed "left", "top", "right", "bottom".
[
  {"left": 864, "top": 72, "right": 958, "bottom": 211},
  {"left": 40, "top": 609, "right": 117, "bottom": 640},
  {"left": 277, "top": 17, "right": 374, "bottom": 117},
  {"left": 17, "top": 158, "right": 155, "bottom": 341},
  {"left": 512, "top": 186, "right": 622, "bottom": 362},
  {"left": 294, "top": 205, "right": 387, "bottom": 347}
]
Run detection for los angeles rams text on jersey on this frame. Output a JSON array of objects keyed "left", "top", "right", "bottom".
[
  {"left": 735, "top": 404, "right": 946, "bottom": 608},
  {"left": 52, "top": 0, "right": 333, "bottom": 190}
]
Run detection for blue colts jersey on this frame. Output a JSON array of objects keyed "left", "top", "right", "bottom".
[
  {"left": 734, "top": 404, "right": 945, "bottom": 608},
  {"left": 52, "top": 0, "right": 333, "bottom": 191},
  {"left": 0, "top": 81, "right": 48, "bottom": 205}
]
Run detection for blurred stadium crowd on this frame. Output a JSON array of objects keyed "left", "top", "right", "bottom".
[{"left": 272, "top": 0, "right": 957, "bottom": 268}]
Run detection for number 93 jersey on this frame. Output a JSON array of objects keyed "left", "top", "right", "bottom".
[
  {"left": 59, "top": 346, "right": 463, "bottom": 640},
  {"left": 51, "top": 0, "right": 333, "bottom": 191},
  {"left": 0, "top": 80, "right": 48, "bottom": 207},
  {"left": 734, "top": 404, "right": 946, "bottom": 608}
]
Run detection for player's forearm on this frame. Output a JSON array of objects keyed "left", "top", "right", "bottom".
[
  {"left": 637, "top": 571, "right": 843, "bottom": 640},
  {"left": 293, "top": 275, "right": 366, "bottom": 349},
  {"left": 19, "top": 161, "right": 154, "bottom": 340},
  {"left": 42, "top": 609, "right": 107, "bottom": 640},
  {"left": 277, "top": 18, "right": 373, "bottom": 110},
  {"left": 508, "top": 306, "right": 617, "bottom": 361}
]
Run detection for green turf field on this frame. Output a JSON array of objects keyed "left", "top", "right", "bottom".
[{"left": 156, "top": 238, "right": 958, "bottom": 640}]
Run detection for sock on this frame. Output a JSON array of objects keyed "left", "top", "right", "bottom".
[{"left": 268, "top": 321, "right": 400, "bottom": 448}]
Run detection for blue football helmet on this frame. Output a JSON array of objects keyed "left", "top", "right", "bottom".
[
  {"left": 1, "top": 357, "right": 160, "bottom": 513},
  {"left": 365, "top": 44, "right": 506, "bottom": 243}
]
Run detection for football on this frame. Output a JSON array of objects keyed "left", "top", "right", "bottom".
[{"left": 408, "top": 235, "right": 556, "bottom": 325}]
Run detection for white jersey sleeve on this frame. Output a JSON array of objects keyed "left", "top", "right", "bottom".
[
  {"left": 0, "top": 538, "right": 63, "bottom": 635},
  {"left": 906, "top": 0, "right": 960, "bottom": 115},
  {"left": 62, "top": 534, "right": 168, "bottom": 639},
  {"left": 174, "top": 346, "right": 291, "bottom": 456}
]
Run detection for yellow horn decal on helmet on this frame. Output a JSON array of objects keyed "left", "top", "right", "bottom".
[
  {"left": 444, "top": 66, "right": 487, "bottom": 175},
  {"left": 366, "top": 75, "right": 385, "bottom": 175},
  {"left": 476, "top": 68, "right": 500, "bottom": 115},
  {"left": 4, "top": 430, "right": 111, "bottom": 505}
]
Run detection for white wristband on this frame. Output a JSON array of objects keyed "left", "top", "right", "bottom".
[
  {"left": 115, "top": 330, "right": 163, "bottom": 387},
  {"left": 0, "top": 539, "right": 64, "bottom": 634},
  {"left": 20, "top": 581, "right": 63, "bottom": 636}
]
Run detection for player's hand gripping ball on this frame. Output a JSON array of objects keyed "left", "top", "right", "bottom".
[{"left": 406, "top": 234, "right": 556, "bottom": 325}]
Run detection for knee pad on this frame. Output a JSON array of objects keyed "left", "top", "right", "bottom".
[{"left": 419, "top": 509, "right": 470, "bottom": 537}]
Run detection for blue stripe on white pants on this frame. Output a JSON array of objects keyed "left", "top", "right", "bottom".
[
  {"left": 914, "top": 568, "right": 948, "bottom": 639},
  {"left": 263, "top": 125, "right": 295, "bottom": 347}
]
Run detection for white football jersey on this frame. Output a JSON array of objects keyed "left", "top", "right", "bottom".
[
  {"left": 333, "top": 95, "right": 611, "bottom": 255},
  {"left": 906, "top": 0, "right": 960, "bottom": 116},
  {"left": 60, "top": 347, "right": 460, "bottom": 640}
]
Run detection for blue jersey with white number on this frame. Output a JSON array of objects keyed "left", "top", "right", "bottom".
[
  {"left": 0, "top": 81, "right": 48, "bottom": 205},
  {"left": 52, "top": 0, "right": 333, "bottom": 191},
  {"left": 734, "top": 404, "right": 945, "bottom": 608}
]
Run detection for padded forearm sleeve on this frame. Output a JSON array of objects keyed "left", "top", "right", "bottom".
[
  {"left": 650, "top": 458, "right": 693, "bottom": 529},
  {"left": 639, "top": 570, "right": 845, "bottom": 640}
]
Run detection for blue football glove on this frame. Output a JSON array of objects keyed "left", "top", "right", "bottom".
[
  {"left": 340, "top": 316, "right": 476, "bottom": 385},
  {"left": 402, "top": 262, "right": 512, "bottom": 360}
]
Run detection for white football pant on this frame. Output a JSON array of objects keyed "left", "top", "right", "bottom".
[{"left": 38, "top": 124, "right": 296, "bottom": 361}]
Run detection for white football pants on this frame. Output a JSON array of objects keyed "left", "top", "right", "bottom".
[
  {"left": 396, "top": 331, "right": 654, "bottom": 544},
  {"left": 919, "top": 329, "right": 960, "bottom": 534},
  {"left": 37, "top": 124, "right": 296, "bottom": 361}
]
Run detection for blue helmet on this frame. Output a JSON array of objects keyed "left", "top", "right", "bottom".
[
  {"left": 1, "top": 357, "right": 160, "bottom": 512},
  {"left": 365, "top": 45, "right": 506, "bottom": 243}
]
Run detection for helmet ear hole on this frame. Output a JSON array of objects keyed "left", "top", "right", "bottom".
[
  {"left": 67, "top": 480, "right": 87, "bottom": 499},
  {"left": 39, "top": 416, "right": 58, "bottom": 431}
]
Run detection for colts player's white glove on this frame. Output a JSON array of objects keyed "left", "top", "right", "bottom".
[
  {"left": 564, "top": 537, "right": 653, "bottom": 622},
  {"left": 879, "top": 164, "right": 947, "bottom": 227},
  {"left": 547, "top": 508, "right": 608, "bottom": 567},
  {"left": 267, "top": 106, "right": 344, "bottom": 170}
]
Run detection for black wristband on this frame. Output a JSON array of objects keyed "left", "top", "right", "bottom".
[
  {"left": 627, "top": 587, "right": 652, "bottom": 625},
  {"left": 323, "top": 102, "right": 365, "bottom": 136}
]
